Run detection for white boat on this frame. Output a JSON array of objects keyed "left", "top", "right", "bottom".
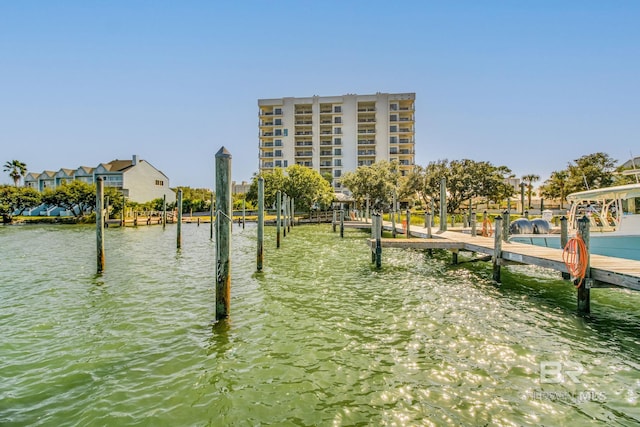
[{"left": 509, "top": 181, "right": 640, "bottom": 260}]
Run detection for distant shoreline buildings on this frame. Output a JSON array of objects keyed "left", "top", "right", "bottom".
[
  {"left": 258, "top": 92, "right": 416, "bottom": 194},
  {"left": 23, "top": 154, "right": 176, "bottom": 203}
]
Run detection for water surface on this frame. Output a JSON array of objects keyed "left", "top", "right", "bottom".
[{"left": 1, "top": 223, "right": 639, "bottom": 426}]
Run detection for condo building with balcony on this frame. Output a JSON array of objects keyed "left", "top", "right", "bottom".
[{"left": 258, "top": 93, "right": 416, "bottom": 193}]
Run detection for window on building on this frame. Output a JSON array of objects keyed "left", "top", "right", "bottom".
[
  {"left": 275, "top": 118, "right": 282, "bottom": 125},
  {"left": 283, "top": 160, "right": 288, "bottom": 167},
  {"left": 390, "top": 136, "right": 398, "bottom": 143},
  {"left": 275, "top": 160, "right": 282, "bottom": 167},
  {"left": 390, "top": 114, "right": 398, "bottom": 122},
  {"left": 275, "top": 150, "right": 282, "bottom": 157},
  {"left": 275, "top": 108, "right": 282, "bottom": 115},
  {"left": 334, "top": 138, "right": 341, "bottom": 145},
  {"left": 334, "top": 117, "right": 341, "bottom": 124},
  {"left": 334, "top": 170, "right": 342, "bottom": 177},
  {"left": 390, "top": 103, "right": 398, "bottom": 111},
  {"left": 155, "top": 180, "right": 164, "bottom": 186},
  {"left": 275, "top": 129, "right": 282, "bottom": 136},
  {"left": 334, "top": 159, "right": 342, "bottom": 166},
  {"left": 390, "top": 125, "right": 397, "bottom": 132},
  {"left": 334, "top": 106, "right": 342, "bottom": 113},
  {"left": 275, "top": 139, "right": 282, "bottom": 146},
  {"left": 334, "top": 148, "right": 342, "bottom": 155},
  {"left": 334, "top": 127, "right": 342, "bottom": 134},
  {"left": 284, "top": 129, "right": 288, "bottom": 136}
]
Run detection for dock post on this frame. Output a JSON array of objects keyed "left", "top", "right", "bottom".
[
  {"left": 177, "top": 189, "right": 183, "bottom": 249},
  {"left": 340, "top": 209, "right": 344, "bottom": 238},
  {"left": 492, "top": 216, "right": 503, "bottom": 282},
  {"left": 96, "top": 177, "right": 105, "bottom": 274},
  {"left": 371, "top": 211, "right": 376, "bottom": 263},
  {"left": 520, "top": 183, "right": 525, "bottom": 215},
  {"left": 332, "top": 210, "right": 336, "bottom": 232},
  {"left": 471, "top": 211, "right": 476, "bottom": 236},
  {"left": 375, "top": 213, "right": 382, "bottom": 269},
  {"left": 424, "top": 212, "right": 428, "bottom": 228},
  {"left": 577, "top": 216, "right": 591, "bottom": 314},
  {"left": 406, "top": 209, "right": 411, "bottom": 238},
  {"left": 451, "top": 214, "right": 455, "bottom": 228},
  {"left": 391, "top": 191, "right": 397, "bottom": 237},
  {"left": 276, "top": 190, "right": 281, "bottom": 248},
  {"left": 215, "top": 147, "right": 232, "bottom": 320},
  {"left": 452, "top": 250, "right": 458, "bottom": 265},
  {"left": 210, "top": 192, "right": 214, "bottom": 240},
  {"left": 427, "top": 212, "right": 432, "bottom": 238},
  {"left": 286, "top": 195, "right": 291, "bottom": 233},
  {"left": 440, "top": 178, "right": 447, "bottom": 231},
  {"left": 560, "top": 216, "right": 570, "bottom": 280},
  {"left": 365, "top": 196, "right": 370, "bottom": 223},
  {"left": 257, "top": 177, "right": 264, "bottom": 272},
  {"left": 430, "top": 200, "right": 435, "bottom": 226},
  {"left": 162, "top": 194, "right": 167, "bottom": 229},
  {"left": 291, "top": 198, "right": 295, "bottom": 227},
  {"left": 134, "top": 211, "right": 138, "bottom": 227},
  {"left": 502, "top": 210, "right": 510, "bottom": 242},
  {"left": 283, "top": 194, "right": 287, "bottom": 238},
  {"left": 524, "top": 210, "right": 529, "bottom": 219},
  {"left": 242, "top": 199, "right": 246, "bottom": 229}
]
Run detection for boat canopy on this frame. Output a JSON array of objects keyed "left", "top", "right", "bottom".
[{"left": 567, "top": 184, "right": 640, "bottom": 203}]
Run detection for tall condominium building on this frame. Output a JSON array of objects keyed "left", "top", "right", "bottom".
[{"left": 258, "top": 92, "right": 416, "bottom": 193}]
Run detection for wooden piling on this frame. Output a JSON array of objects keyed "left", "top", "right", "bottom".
[
  {"left": 391, "top": 191, "right": 397, "bottom": 238},
  {"left": 121, "top": 194, "right": 125, "bottom": 227},
  {"left": 492, "top": 216, "right": 503, "bottom": 282},
  {"left": 276, "top": 190, "right": 281, "bottom": 248},
  {"left": 371, "top": 212, "right": 376, "bottom": 263},
  {"left": 340, "top": 209, "right": 344, "bottom": 238},
  {"left": 215, "top": 147, "right": 232, "bottom": 320},
  {"left": 439, "top": 178, "right": 447, "bottom": 231},
  {"left": 406, "top": 209, "right": 411, "bottom": 238},
  {"left": 332, "top": 210, "right": 337, "bottom": 232},
  {"left": 257, "top": 177, "right": 264, "bottom": 272},
  {"left": 210, "top": 192, "right": 214, "bottom": 240},
  {"left": 162, "top": 194, "right": 167, "bottom": 229},
  {"left": 291, "top": 197, "right": 295, "bottom": 227},
  {"left": 502, "top": 210, "right": 510, "bottom": 242},
  {"left": 177, "top": 189, "right": 183, "bottom": 249},
  {"left": 375, "top": 213, "right": 382, "bottom": 268},
  {"left": 365, "top": 196, "right": 370, "bottom": 223},
  {"left": 96, "top": 177, "right": 105, "bottom": 274},
  {"left": 560, "top": 216, "right": 570, "bottom": 280},
  {"left": 242, "top": 199, "right": 246, "bottom": 229},
  {"left": 577, "top": 216, "right": 591, "bottom": 314},
  {"left": 283, "top": 194, "right": 287, "bottom": 238},
  {"left": 471, "top": 211, "right": 476, "bottom": 236}
]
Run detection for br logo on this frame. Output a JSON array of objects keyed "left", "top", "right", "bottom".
[{"left": 540, "top": 361, "right": 584, "bottom": 384}]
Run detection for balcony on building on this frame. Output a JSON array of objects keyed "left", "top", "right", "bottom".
[
  {"left": 295, "top": 151, "right": 313, "bottom": 158},
  {"left": 357, "top": 139, "right": 375, "bottom": 145}
]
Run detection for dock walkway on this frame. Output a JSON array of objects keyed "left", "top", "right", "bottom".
[{"left": 359, "top": 218, "right": 640, "bottom": 291}]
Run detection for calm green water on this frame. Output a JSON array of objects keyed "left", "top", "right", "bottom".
[{"left": 1, "top": 223, "right": 640, "bottom": 426}]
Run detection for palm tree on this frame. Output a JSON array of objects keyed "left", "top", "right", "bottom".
[
  {"left": 3, "top": 160, "right": 28, "bottom": 187},
  {"left": 521, "top": 174, "right": 540, "bottom": 209}
]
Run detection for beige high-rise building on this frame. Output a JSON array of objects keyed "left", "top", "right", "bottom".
[{"left": 258, "top": 92, "right": 416, "bottom": 193}]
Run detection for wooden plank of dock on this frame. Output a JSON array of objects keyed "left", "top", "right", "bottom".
[{"left": 362, "top": 219, "right": 640, "bottom": 291}]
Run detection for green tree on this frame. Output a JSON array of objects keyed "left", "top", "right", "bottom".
[
  {"left": 540, "top": 170, "right": 569, "bottom": 209},
  {"left": 41, "top": 180, "right": 96, "bottom": 217},
  {"left": 341, "top": 160, "right": 400, "bottom": 211},
  {"left": 521, "top": 174, "right": 540, "bottom": 209},
  {"left": 246, "top": 168, "right": 287, "bottom": 209},
  {"left": 566, "top": 152, "right": 616, "bottom": 193},
  {"left": 174, "top": 187, "right": 212, "bottom": 213},
  {"left": 3, "top": 160, "right": 27, "bottom": 187},
  {"left": 282, "top": 164, "right": 334, "bottom": 212},
  {"left": 401, "top": 159, "right": 513, "bottom": 214},
  {"left": 0, "top": 185, "right": 41, "bottom": 222}
]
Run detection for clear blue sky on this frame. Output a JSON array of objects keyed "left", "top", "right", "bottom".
[{"left": 2, "top": 1, "right": 639, "bottom": 188}]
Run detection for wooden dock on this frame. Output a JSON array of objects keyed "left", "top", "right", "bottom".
[{"left": 361, "top": 219, "right": 640, "bottom": 292}]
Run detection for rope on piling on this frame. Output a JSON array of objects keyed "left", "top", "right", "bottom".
[{"left": 562, "top": 236, "right": 589, "bottom": 287}]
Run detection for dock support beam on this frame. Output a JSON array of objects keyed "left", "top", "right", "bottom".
[
  {"left": 406, "top": 209, "right": 411, "bottom": 238},
  {"left": 391, "top": 191, "right": 397, "bottom": 238},
  {"left": 340, "top": 209, "right": 344, "bottom": 238},
  {"left": 96, "top": 177, "right": 105, "bottom": 274},
  {"left": 492, "top": 216, "right": 503, "bottom": 282},
  {"left": 577, "top": 216, "right": 591, "bottom": 314},
  {"left": 560, "top": 216, "right": 570, "bottom": 280},
  {"left": 177, "top": 189, "right": 183, "bottom": 249},
  {"left": 502, "top": 210, "right": 510, "bottom": 242},
  {"left": 470, "top": 211, "right": 476, "bottom": 236},
  {"left": 374, "top": 213, "right": 382, "bottom": 268},
  {"left": 257, "top": 177, "right": 264, "bottom": 272},
  {"left": 332, "top": 210, "right": 336, "bottom": 232},
  {"left": 439, "top": 178, "right": 447, "bottom": 231},
  {"left": 276, "top": 190, "right": 281, "bottom": 248},
  {"left": 215, "top": 147, "right": 232, "bottom": 320}
]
